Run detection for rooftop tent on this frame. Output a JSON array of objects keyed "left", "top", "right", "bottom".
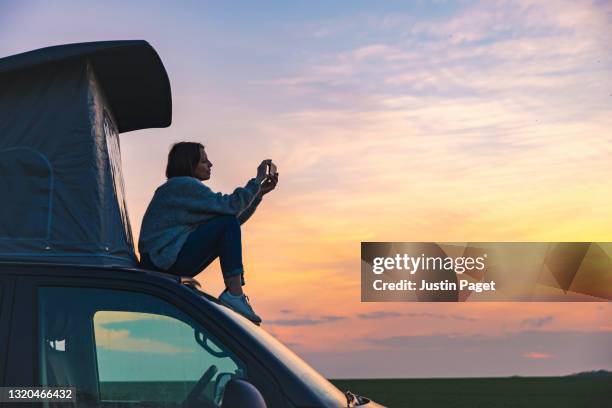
[{"left": 0, "top": 40, "right": 172, "bottom": 267}]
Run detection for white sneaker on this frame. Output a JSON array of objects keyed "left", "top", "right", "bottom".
[{"left": 219, "top": 290, "right": 262, "bottom": 324}]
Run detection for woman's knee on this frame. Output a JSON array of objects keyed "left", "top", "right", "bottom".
[
  {"left": 213, "top": 215, "right": 241, "bottom": 235},
  {"left": 216, "top": 214, "right": 239, "bottom": 226}
]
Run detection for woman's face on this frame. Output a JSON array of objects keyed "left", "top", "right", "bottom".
[{"left": 194, "top": 147, "right": 212, "bottom": 181}]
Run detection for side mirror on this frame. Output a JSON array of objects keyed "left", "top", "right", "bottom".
[{"left": 221, "top": 379, "right": 267, "bottom": 408}]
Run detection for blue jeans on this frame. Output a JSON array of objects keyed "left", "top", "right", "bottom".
[{"left": 141, "top": 215, "right": 245, "bottom": 283}]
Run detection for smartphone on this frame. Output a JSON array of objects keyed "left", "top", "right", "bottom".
[{"left": 268, "top": 162, "right": 278, "bottom": 176}]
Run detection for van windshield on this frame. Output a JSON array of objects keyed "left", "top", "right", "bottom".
[{"left": 209, "top": 301, "right": 348, "bottom": 407}]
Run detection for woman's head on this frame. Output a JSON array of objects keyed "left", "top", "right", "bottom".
[{"left": 166, "top": 142, "right": 212, "bottom": 180}]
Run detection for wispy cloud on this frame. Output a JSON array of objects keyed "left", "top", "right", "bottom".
[
  {"left": 249, "top": 0, "right": 612, "bottom": 253},
  {"left": 523, "top": 352, "right": 553, "bottom": 360},
  {"left": 94, "top": 326, "right": 186, "bottom": 354},
  {"left": 267, "top": 315, "right": 347, "bottom": 326},
  {"left": 405, "top": 313, "right": 478, "bottom": 322},
  {"left": 358, "top": 311, "right": 478, "bottom": 322},
  {"left": 303, "top": 329, "right": 612, "bottom": 378},
  {"left": 358, "top": 311, "right": 404, "bottom": 320},
  {"left": 521, "top": 315, "right": 555, "bottom": 328},
  {"left": 94, "top": 312, "right": 192, "bottom": 354}
]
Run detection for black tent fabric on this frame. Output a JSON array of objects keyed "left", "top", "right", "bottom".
[
  {"left": 0, "top": 41, "right": 172, "bottom": 267},
  {"left": 0, "top": 40, "right": 172, "bottom": 133}
]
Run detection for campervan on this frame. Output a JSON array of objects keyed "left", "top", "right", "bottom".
[{"left": 0, "top": 41, "right": 382, "bottom": 408}]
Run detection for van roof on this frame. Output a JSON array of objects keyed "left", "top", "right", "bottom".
[{"left": 0, "top": 40, "right": 172, "bottom": 133}]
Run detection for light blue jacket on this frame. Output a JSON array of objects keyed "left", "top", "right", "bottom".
[{"left": 138, "top": 176, "right": 262, "bottom": 270}]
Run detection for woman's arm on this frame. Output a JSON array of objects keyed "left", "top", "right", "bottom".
[
  {"left": 237, "top": 193, "right": 263, "bottom": 225},
  {"left": 180, "top": 178, "right": 261, "bottom": 216},
  {"left": 174, "top": 160, "right": 270, "bottom": 216},
  {"left": 237, "top": 173, "right": 278, "bottom": 225}
]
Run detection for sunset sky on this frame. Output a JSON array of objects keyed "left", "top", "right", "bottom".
[{"left": 1, "top": 0, "right": 611, "bottom": 378}]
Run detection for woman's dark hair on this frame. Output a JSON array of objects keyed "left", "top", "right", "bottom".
[{"left": 166, "top": 142, "right": 204, "bottom": 179}]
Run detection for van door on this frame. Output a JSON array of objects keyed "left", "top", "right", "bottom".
[{"left": 32, "top": 275, "right": 286, "bottom": 408}]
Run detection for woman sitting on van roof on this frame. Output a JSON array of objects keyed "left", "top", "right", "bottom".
[{"left": 138, "top": 142, "right": 278, "bottom": 324}]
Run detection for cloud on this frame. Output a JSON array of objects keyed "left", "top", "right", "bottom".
[
  {"left": 245, "top": 0, "right": 612, "bottom": 262},
  {"left": 94, "top": 327, "right": 186, "bottom": 354},
  {"left": 357, "top": 311, "right": 478, "bottom": 321},
  {"left": 366, "top": 330, "right": 612, "bottom": 351},
  {"left": 267, "top": 315, "right": 347, "bottom": 326},
  {"left": 93, "top": 311, "right": 169, "bottom": 325},
  {"left": 523, "top": 352, "right": 553, "bottom": 360},
  {"left": 93, "top": 312, "right": 192, "bottom": 354},
  {"left": 304, "top": 330, "right": 612, "bottom": 378},
  {"left": 350, "top": 44, "right": 401, "bottom": 61},
  {"left": 406, "top": 313, "right": 478, "bottom": 322},
  {"left": 521, "top": 315, "right": 555, "bottom": 328},
  {"left": 358, "top": 311, "right": 404, "bottom": 319}
]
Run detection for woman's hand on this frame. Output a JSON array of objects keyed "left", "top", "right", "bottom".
[
  {"left": 256, "top": 159, "right": 272, "bottom": 183},
  {"left": 260, "top": 173, "right": 279, "bottom": 196}
]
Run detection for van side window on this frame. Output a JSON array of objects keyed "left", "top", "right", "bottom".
[
  {"left": 102, "top": 111, "right": 134, "bottom": 248},
  {"left": 38, "top": 287, "right": 246, "bottom": 408}
]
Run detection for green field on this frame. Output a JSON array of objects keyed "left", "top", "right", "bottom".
[
  {"left": 330, "top": 377, "right": 612, "bottom": 408},
  {"left": 99, "top": 376, "right": 611, "bottom": 407}
]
